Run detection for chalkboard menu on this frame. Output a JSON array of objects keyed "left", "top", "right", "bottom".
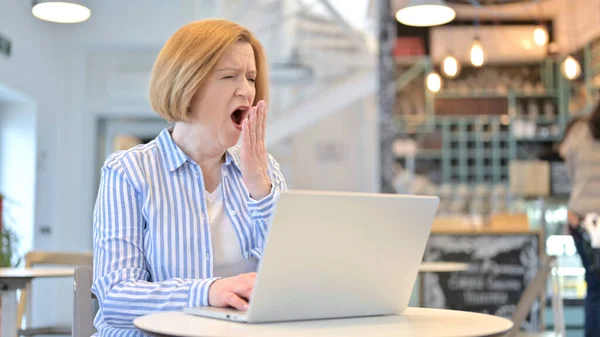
[{"left": 422, "top": 233, "right": 541, "bottom": 332}]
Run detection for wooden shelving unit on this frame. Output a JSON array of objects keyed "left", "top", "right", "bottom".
[{"left": 393, "top": 58, "right": 565, "bottom": 189}]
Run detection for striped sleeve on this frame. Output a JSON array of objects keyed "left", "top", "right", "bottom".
[
  {"left": 248, "top": 154, "right": 287, "bottom": 255},
  {"left": 92, "top": 157, "right": 218, "bottom": 329}
]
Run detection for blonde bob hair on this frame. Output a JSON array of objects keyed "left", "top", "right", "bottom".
[{"left": 149, "top": 19, "right": 269, "bottom": 122}]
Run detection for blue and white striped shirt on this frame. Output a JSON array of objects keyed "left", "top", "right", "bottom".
[{"left": 92, "top": 128, "right": 287, "bottom": 337}]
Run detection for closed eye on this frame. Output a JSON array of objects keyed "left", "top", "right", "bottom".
[{"left": 222, "top": 76, "right": 234, "bottom": 80}]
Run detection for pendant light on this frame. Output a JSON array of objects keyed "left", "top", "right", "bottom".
[
  {"left": 441, "top": 29, "right": 460, "bottom": 78},
  {"left": 427, "top": 71, "right": 443, "bottom": 93},
  {"left": 396, "top": 0, "right": 456, "bottom": 27},
  {"left": 470, "top": 36, "right": 485, "bottom": 67},
  {"left": 533, "top": 1, "right": 548, "bottom": 47},
  {"left": 533, "top": 26, "right": 548, "bottom": 46},
  {"left": 442, "top": 54, "right": 461, "bottom": 78},
  {"left": 32, "top": 0, "right": 91, "bottom": 23},
  {"left": 561, "top": 0, "right": 581, "bottom": 80},
  {"left": 561, "top": 55, "right": 581, "bottom": 80}
]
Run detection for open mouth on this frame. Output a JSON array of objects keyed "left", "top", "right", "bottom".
[{"left": 231, "top": 105, "right": 249, "bottom": 129}]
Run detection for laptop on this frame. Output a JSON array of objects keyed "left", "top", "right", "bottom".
[{"left": 183, "top": 190, "right": 439, "bottom": 323}]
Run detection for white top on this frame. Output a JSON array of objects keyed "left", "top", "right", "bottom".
[
  {"left": 133, "top": 307, "right": 514, "bottom": 337},
  {"left": 206, "top": 184, "right": 258, "bottom": 278},
  {"left": 565, "top": 120, "right": 600, "bottom": 215}
]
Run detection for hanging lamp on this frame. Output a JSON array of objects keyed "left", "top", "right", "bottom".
[
  {"left": 396, "top": 0, "right": 455, "bottom": 27},
  {"left": 32, "top": 1, "right": 91, "bottom": 23},
  {"left": 427, "top": 71, "right": 443, "bottom": 92},
  {"left": 470, "top": 36, "right": 485, "bottom": 67}
]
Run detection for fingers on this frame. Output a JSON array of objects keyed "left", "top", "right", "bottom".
[
  {"left": 209, "top": 273, "right": 257, "bottom": 310},
  {"left": 256, "top": 101, "right": 265, "bottom": 147},
  {"left": 261, "top": 102, "right": 267, "bottom": 147},
  {"left": 234, "top": 273, "right": 256, "bottom": 300},
  {"left": 249, "top": 106, "right": 257, "bottom": 151},
  {"left": 225, "top": 292, "right": 249, "bottom": 311},
  {"left": 237, "top": 287, "right": 254, "bottom": 302},
  {"left": 227, "top": 273, "right": 256, "bottom": 310},
  {"left": 242, "top": 114, "right": 251, "bottom": 151}
]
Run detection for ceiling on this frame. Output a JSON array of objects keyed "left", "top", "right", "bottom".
[
  {"left": 430, "top": 25, "right": 547, "bottom": 63},
  {"left": 392, "top": 0, "right": 563, "bottom": 20}
]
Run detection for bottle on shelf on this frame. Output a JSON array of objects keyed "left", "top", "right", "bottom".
[
  {"left": 527, "top": 99, "right": 539, "bottom": 121},
  {"left": 543, "top": 100, "right": 555, "bottom": 122}
]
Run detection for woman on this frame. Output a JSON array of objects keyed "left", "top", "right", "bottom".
[
  {"left": 92, "top": 19, "right": 287, "bottom": 337},
  {"left": 562, "top": 106, "right": 600, "bottom": 337}
]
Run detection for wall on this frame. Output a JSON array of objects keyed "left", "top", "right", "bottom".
[
  {"left": 0, "top": 1, "right": 67, "bottom": 250},
  {"left": 0, "top": 0, "right": 79, "bottom": 328},
  {"left": 289, "top": 92, "right": 379, "bottom": 192},
  {"left": 430, "top": 25, "right": 547, "bottom": 64},
  {"left": 554, "top": 0, "right": 600, "bottom": 54},
  {"left": 0, "top": 98, "right": 36, "bottom": 260}
]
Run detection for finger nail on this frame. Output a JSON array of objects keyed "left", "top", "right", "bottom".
[{"left": 243, "top": 304, "right": 249, "bottom": 310}]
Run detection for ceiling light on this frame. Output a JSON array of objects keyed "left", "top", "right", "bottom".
[
  {"left": 32, "top": 1, "right": 91, "bottom": 23},
  {"left": 441, "top": 54, "right": 461, "bottom": 78},
  {"left": 561, "top": 55, "right": 581, "bottom": 80},
  {"left": 533, "top": 26, "right": 548, "bottom": 46},
  {"left": 396, "top": 0, "right": 456, "bottom": 27},
  {"left": 470, "top": 36, "right": 485, "bottom": 67},
  {"left": 427, "top": 71, "right": 442, "bottom": 93}
]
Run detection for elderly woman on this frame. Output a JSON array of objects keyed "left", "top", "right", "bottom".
[{"left": 91, "top": 19, "right": 287, "bottom": 336}]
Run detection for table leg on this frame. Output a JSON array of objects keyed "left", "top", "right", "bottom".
[{"left": 1, "top": 290, "right": 18, "bottom": 337}]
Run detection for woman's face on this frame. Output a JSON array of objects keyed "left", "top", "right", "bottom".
[{"left": 188, "top": 41, "right": 257, "bottom": 149}]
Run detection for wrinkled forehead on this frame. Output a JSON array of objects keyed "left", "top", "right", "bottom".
[{"left": 216, "top": 41, "right": 256, "bottom": 72}]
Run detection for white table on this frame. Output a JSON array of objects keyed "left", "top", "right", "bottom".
[
  {"left": 133, "top": 307, "right": 513, "bottom": 337},
  {"left": 418, "top": 262, "right": 470, "bottom": 273},
  {"left": 0, "top": 268, "right": 75, "bottom": 337}
]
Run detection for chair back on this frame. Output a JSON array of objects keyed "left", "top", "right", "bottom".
[
  {"left": 16, "top": 251, "right": 93, "bottom": 335},
  {"left": 72, "top": 266, "right": 96, "bottom": 337}
]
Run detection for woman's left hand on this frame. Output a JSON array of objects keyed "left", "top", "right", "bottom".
[{"left": 241, "top": 100, "right": 271, "bottom": 200}]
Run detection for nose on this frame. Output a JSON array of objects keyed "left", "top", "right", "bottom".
[{"left": 235, "top": 78, "right": 254, "bottom": 101}]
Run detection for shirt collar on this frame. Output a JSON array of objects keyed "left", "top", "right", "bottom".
[{"left": 156, "top": 128, "right": 242, "bottom": 173}]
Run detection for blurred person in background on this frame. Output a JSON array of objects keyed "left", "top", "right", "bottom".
[
  {"left": 92, "top": 19, "right": 287, "bottom": 337},
  {"left": 562, "top": 105, "right": 600, "bottom": 337}
]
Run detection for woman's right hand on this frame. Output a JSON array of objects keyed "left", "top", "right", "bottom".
[{"left": 208, "top": 272, "right": 256, "bottom": 310}]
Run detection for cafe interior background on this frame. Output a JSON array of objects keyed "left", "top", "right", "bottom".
[{"left": 0, "top": 0, "right": 599, "bottom": 336}]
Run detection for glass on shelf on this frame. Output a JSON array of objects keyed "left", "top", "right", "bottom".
[
  {"left": 543, "top": 100, "right": 556, "bottom": 122},
  {"left": 527, "top": 99, "right": 540, "bottom": 120},
  {"left": 534, "top": 82, "right": 546, "bottom": 94}
]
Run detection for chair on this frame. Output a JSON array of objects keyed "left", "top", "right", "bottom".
[
  {"left": 507, "top": 254, "right": 566, "bottom": 337},
  {"left": 72, "top": 266, "right": 96, "bottom": 337},
  {"left": 16, "top": 251, "right": 93, "bottom": 337}
]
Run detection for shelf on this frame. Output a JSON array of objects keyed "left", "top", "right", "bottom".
[
  {"left": 435, "top": 92, "right": 508, "bottom": 99},
  {"left": 435, "top": 91, "right": 557, "bottom": 99},
  {"left": 514, "top": 136, "right": 561, "bottom": 142},
  {"left": 447, "top": 133, "right": 511, "bottom": 141},
  {"left": 396, "top": 149, "right": 443, "bottom": 159},
  {"left": 512, "top": 117, "right": 560, "bottom": 124},
  {"left": 513, "top": 90, "right": 557, "bottom": 98}
]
